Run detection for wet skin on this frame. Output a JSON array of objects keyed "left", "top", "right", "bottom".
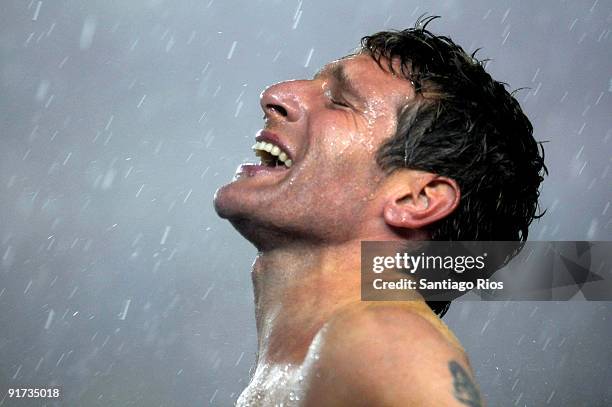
[
  {"left": 214, "top": 53, "right": 482, "bottom": 406},
  {"left": 214, "top": 53, "right": 415, "bottom": 248}
]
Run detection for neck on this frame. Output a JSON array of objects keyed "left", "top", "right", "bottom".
[{"left": 251, "top": 237, "right": 420, "bottom": 365}]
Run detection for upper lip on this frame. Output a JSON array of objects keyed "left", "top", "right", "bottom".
[{"left": 255, "top": 130, "right": 293, "bottom": 161}]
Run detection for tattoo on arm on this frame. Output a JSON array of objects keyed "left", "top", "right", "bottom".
[{"left": 449, "top": 361, "right": 483, "bottom": 407}]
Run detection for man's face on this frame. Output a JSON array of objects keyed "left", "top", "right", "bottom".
[{"left": 214, "top": 53, "right": 415, "bottom": 246}]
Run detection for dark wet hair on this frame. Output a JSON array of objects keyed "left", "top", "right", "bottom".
[{"left": 361, "top": 17, "right": 547, "bottom": 317}]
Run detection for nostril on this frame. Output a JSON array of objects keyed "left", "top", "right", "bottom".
[{"left": 266, "top": 104, "right": 288, "bottom": 117}]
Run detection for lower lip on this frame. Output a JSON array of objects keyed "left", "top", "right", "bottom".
[{"left": 236, "top": 163, "right": 288, "bottom": 177}]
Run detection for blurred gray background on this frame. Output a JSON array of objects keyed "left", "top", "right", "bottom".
[{"left": 1, "top": 0, "right": 611, "bottom": 405}]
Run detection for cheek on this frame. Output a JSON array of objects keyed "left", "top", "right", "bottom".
[
  {"left": 314, "top": 148, "right": 382, "bottom": 204},
  {"left": 362, "top": 98, "right": 398, "bottom": 150},
  {"left": 316, "top": 114, "right": 381, "bottom": 161},
  {"left": 302, "top": 107, "right": 392, "bottom": 189},
  {"left": 315, "top": 117, "right": 358, "bottom": 159}
]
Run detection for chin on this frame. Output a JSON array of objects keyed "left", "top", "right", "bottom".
[
  {"left": 214, "top": 185, "right": 299, "bottom": 249},
  {"left": 213, "top": 183, "right": 242, "bottom": 220},
  {"left": 213, "top": 177, "right": 247, "bottom": 217},
  {"left": 213, "top": 173, "right": 274, "bottom": 220}
]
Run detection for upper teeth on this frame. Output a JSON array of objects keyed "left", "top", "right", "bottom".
[{"left": 252, "top": 141, "right": 293, "bottom": 168}]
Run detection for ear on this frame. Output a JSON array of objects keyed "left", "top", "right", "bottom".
[{"left": 382, "top": 170, "right": 460, "bottom": 230}]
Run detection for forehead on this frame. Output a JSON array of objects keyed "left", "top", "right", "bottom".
[{"left": 315, "top": 53, "right": 415, "bottom": 107}]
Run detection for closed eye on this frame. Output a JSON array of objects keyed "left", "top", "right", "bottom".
[
  {"left": 324, "top": 88, "right": 351, "bottom": 109},
  {"left": 331, "top": 98, "right": 350, "bottom": 108}
]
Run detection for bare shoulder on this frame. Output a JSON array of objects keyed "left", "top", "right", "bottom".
[{"left": 301, "top": 301, "right": 484, "bottom": 406}]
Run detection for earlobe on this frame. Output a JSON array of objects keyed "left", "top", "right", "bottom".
[{"left": 383, "top": 173, "right": 460, "bottom": 231}]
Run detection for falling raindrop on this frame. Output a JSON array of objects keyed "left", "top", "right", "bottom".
[
  {"left": 32, "top": 1, "right": 42, "bottom": 21},
  {"left": 227, "top": 41, "right": 238, "bottom": 59},
  {"left": 79, "top": 16, "right": 97, "bottom": 50}
]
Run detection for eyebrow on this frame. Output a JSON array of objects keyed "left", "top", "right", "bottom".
[{"left": 315, "top": 64, "right": 364, "bottom": 101}]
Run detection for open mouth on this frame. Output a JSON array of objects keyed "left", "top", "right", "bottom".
[{"left": 252, "top": 141, "right": 293, "bottom": 169}]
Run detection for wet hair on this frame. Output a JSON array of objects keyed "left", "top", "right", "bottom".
[{"left": 361, "top": 16, "right": 547, "bottom": 317}]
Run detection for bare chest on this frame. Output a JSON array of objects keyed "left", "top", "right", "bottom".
[{"left": 236, "top": 363, "right": 309, "bottom": 407}]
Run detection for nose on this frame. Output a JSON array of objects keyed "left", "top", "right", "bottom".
[{"left": 260, "top": 81, "right": 303, "bottom": 123}]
